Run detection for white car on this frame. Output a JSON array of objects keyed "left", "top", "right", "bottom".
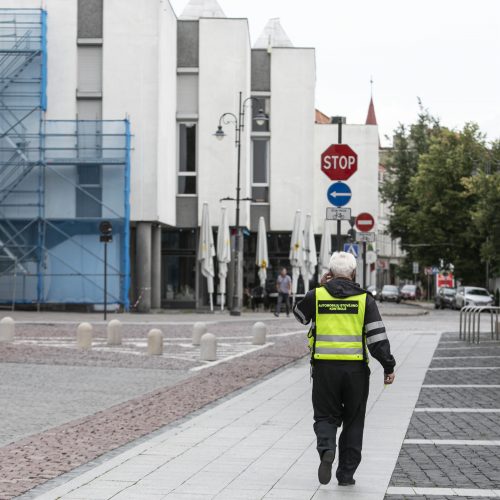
[{"left": 454, "top": 286, "right": 494, "bottom": 309}]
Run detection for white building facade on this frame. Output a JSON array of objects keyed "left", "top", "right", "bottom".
[{"left": 0, "top": 0, "right": 380, "bottom": 311}]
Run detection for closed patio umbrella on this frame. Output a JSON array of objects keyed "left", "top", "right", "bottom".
[
  {"left": 302, "top": 213, "right": 317, "bottom": 292},
  {"left": 318, "top": 218, "right": 332, "bottom": 283},
  {"left": 198, "top": 202, "right": 216, "bottom": 312},
  {"left": 289, "top": 209, "right": 303, "bottom": 299},
  {"left": 256, "top": 216, "right": 269, "bottom": 288},
  {"left": 217, "top": 206, "right": 231, "bottom": 311}
]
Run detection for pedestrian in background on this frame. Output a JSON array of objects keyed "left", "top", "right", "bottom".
[
  {"left": 274, "top": 267, "right": 291, "bottom": 317},
  {"left": 293, "top": 251, "right": 396, "bottom": 486}
]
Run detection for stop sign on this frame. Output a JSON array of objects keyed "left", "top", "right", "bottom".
[
  {"left": 321, "top": 144, "right": 358, "bottom": 181},
  {"left": 355, "top": 212, "right": 375, "bottom": 232}
]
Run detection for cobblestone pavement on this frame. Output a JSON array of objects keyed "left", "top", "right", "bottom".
[
  {"left": 386, "top": 317, "right": 500, "bottom": 499},
  {"left": 0, "top": 306, "right": 452, "bottom": 499}
]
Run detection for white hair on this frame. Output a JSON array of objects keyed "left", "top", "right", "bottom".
[{"left": 329, "top": 251, "right": 357, "bottom": 278}]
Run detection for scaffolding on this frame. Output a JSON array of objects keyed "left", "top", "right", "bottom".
[{"left": 0, "top": 9, "right": 130, "bottom": 309}]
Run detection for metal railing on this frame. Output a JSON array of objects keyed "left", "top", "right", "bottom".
[{"left": 459, "top": 305, "right": 500, "bottom": 343}]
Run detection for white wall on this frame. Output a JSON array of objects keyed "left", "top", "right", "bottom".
[
  {"left": 103, "top": 0, "right": 177, "bottom": 225},
  {"left": 269, "top": 48, "right": 316, "bottom": 232},
  {"left": 46, "top": 0, "right": 78, "bottom": 119},
  {"left": 156, "top": 0, "right": 177, "bottom": 226},
  {"left": 197, "top": 18, "right": 251, "bottom": 228},
  {"left": 313, "top": 124, "right": 379, "bottom": 235}
]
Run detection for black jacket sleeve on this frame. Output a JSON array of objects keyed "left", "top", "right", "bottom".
[
  {"left": 293, "top": 289, "right": 316, "bottom": 325},
  {"left": 364, "top": 294, "right": 396, "bottom": 374}
]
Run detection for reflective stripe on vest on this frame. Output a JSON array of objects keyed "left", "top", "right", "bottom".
[{"left": 314, "top": 287, "right": 367, "bottom": 361}]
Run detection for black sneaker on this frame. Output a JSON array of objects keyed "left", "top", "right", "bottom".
[
  {"left": 338, "top": 478, "right": 356, "bottom": 486},
  {"left": 318, "top": 450, "right": 335, "bottom": 485}
]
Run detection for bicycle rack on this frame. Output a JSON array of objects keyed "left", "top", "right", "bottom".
[{"left": 459, "top": 306, "right": 500, "bottom": 344}]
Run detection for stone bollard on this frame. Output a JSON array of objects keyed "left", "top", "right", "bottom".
[
  {"left": 192, "top": 322, "right": 207, "bottom": 346},
  {"left": 252, "top": 321, "right": 267, "bottom": 345},
  {"left": 148, "top": 329, "right": 163, "bottom": 355},
  {"left": 200, "top": 332, "right": 217, "bottom": 361},
  {"left": 77, "top": 322, "right": 93, "bottom": 350},
  {"left": 107, "top": 319, "right": 122, "bottom": 346},
  {"left": 0, "top": 316, "right": 15, "bottom": 342}
]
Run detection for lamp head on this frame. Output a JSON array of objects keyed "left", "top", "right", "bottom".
[
  {"left": 254, "top": 109, "right": 268, "bottom": 127},
  {"left": 214, "top": 125, "right": 226, "bottom": 141}
]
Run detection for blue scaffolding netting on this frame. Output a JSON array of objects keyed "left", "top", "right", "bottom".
[{"left": 0, "top": 9, "right": 130, "bottom": 308}]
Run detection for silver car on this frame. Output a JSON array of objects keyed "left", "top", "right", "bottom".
[{"left": 454, "top": 286, "right": 494, "bottom": 309}]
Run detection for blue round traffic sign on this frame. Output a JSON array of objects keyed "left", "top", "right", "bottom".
[{"left": 327, "top": 182, "right": 352, "bottom": 207}]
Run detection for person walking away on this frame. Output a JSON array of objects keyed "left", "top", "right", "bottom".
[
  {"left": 293, "top": 251, "right": 396, "bottom": 486},
  {"left": 275, "top": 267, "right": 291, "bottom": 317}
]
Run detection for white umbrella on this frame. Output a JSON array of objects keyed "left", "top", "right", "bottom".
[
  {"left": 302, "top": 213, "right": 317, "bottom": 292},
  {"left": 318, "top": 219, "right": 332, "bottom": 283},
  {"left": 198, "top": 202, "right": 216, "bottom": 312},
  {"left": 289, "top": 209, "right": 303, "bottom": 298},
  {"left": 256, "top": 216, "right": 269, "bottom": 288},
  {"left": 217, "top": 206, "right": 231, "bottom": 311}
]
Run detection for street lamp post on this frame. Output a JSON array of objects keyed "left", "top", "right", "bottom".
[{"left": 214, "top": 92, "right": 268, "bottom": 316}]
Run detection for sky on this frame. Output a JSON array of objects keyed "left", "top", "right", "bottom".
[{"left": 169, "top": 0, "right": 500, "bottom": 147}]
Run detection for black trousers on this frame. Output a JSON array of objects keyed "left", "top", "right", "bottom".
[{"left": 312, "top": 360, "right": 370, "bottom": 482}]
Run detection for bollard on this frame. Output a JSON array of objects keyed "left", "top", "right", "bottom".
[
  {"left": 0, "top": 316, "right": 15, "bottom": 342},
  {"left": 77, "top": 322, "right": 93, "bottom": 350},
  {"left": 200, "top": 332, "right": 217, "bottom": 361},
  {"left": 148, "top": 329, "right": 163, "bottom": 355},
  {"left": 252, "top": 321, "right": 267, "bottom": 345},
  {"left": 107, "top": 319, "right": 122, "bottom": 345},
  {"left": 192, "top": 322, "right": 207, "bottom": 346}
]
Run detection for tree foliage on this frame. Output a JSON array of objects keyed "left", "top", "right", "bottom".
[{"left": 381, "top": 104, "right": 498, "bottom": 285}]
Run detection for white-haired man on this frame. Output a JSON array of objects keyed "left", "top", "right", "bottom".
[{"left": 293, "top": 251, "right": 396, "bottom": 487}]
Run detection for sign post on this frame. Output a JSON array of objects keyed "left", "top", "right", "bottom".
[
  {"left": 321, "top": 132, "right": 358, "bottom": 252},
  {"left": 99, "top": 221, "right": 113, "bottom": 321},
  {"left": 355, "top": 213, "right": 375, "bottom": 289}
]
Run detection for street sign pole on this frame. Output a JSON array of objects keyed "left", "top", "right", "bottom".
[
  {"left": 337, "top": 121, "right": 342, "bottom": 251},
  {"left": 362, "top": 241, "right": 367, "bottom": 289}
]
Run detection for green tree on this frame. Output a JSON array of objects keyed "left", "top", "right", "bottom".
[
  {"left": 462, "top": 140, "right": 500, "bottom": 280},
  {"left": 381, "top": 107, "right": 497, "bottom": 285}
]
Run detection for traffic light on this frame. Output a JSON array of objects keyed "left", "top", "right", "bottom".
[
  {"left": 347, "top": 228, "right": 356, "bottom": 242},
  {"left": 99, "top": 220, "right": 113, "bottom": 243}
]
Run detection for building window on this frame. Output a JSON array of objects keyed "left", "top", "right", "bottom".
[
  {"left": 252, "top": 138, "right": 269, "bottom": 202},
  {"left": 178, "top": 123, "right": 196, "bottom": 195},
  {"left": 76, "top": 164, "right": 102, "bottom": 217}
]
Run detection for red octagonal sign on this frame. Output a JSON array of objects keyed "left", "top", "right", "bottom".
[{"left": 321, "top": 144, "right": 358, "bottom": 181}]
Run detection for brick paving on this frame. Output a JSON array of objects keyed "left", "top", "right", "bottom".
[
  {"left": 406, "top": 412, "right": 500, "bottom": 440},
  {"left": 0, "top": 332, "right": 308, "bottom": 499},
  {"left": 424, "top": 368, "right": 500, "bottom": 385},
  {"left": 416, "top": 387, "right": 500, "bottom": 409},
  {"left": 386, "top": 329, "right": 500, "bottom": 500},
  {"left": 0, "top": 307, "right": 458, "bottom": 499},
  {"left": 430, "top": 357, "right": 500, "bottom": 367},
  {"left": 389, "top": 444, "right": 500, "bottom": 489},
  {"left": 386, "top": 497, "right": 483, "bottom": 500}
]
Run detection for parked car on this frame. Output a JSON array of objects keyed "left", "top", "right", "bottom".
[
  {"left": 367, "top": 285, "right": 379, "bottom": 300},
  {"left": 400, "top": 284, "right": 421, "bottom": 300},
  {"left": 454, "top": 286, "right": 494, "bottom": 309},
  {"left": 379, "top": 285, "right": 401, "bottom": 303},
  {"left": 435, "top": 287, "right": 456, "bottom": 309}
]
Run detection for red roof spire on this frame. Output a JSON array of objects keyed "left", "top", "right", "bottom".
[
  {"left": 366, "top": 77, "right": 378, "bottom": 125},
  {"left": 366, "top": 97, "right": 377, "bottom": 125}
]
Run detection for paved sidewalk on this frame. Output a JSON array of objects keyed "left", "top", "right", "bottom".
[
  {"left": 386, "top": 331, "right": 500, "bottom": 500},
  {"left": 34, "top": 327, "right": 440, "bottom": 500}
]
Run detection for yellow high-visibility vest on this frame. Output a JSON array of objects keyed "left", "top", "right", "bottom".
[{"left": 310, "top": 287, "right": 367, "bottom": 361}]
